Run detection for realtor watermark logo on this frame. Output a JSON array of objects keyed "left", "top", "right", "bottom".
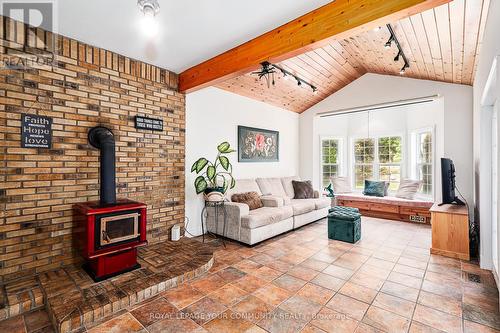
[{"left": 1, "top": 0, "right": 58, "bottom": 69}]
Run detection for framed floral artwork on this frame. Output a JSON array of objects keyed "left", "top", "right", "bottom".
[{"left": 238, "top": 126, "right": 279, "bottom": 162}]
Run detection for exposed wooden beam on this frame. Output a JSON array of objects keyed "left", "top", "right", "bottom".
[{"left": 179, "top": 0, "right": 450, "bottom": 93}]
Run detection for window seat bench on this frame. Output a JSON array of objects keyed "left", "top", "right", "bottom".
[{"left": 336, "top": 193, "right": 433, "bottom": 224}]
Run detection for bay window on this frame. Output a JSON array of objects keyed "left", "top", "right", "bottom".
[
  {"left": 321, "top": 138, "right": 341, "bottom": 187},
  {"left": 353, "top": 136, "right": 402, "bottom": 191},
  {"left": 378, "top": 136, "right": 402, "bottom": 191},
  {"left": 413, "top": 130, "right": 433, "bottom": 196},
  {"left": 353, "top": 138, "right": 374, "bottom": 189}
]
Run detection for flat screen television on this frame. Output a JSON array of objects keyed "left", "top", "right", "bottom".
[{"left": 440, "top": 158, "right": 465, "bottom": 206}]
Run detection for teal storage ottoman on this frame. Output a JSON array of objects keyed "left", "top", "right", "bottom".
[
  {"left": 329, "top": 206, "right": 360, "bottom": 214},
  {"left": 328, "top": 209, "right": 361, "bottom": 244}
]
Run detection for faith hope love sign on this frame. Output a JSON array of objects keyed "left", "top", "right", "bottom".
[{"left": 21, "top": 114, "right": 53, "bottom": 148}]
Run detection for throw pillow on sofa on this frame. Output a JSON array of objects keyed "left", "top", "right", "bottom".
[
  {"left": 330, "top": 176, "right": 351, "bottom": 193},
  {"left": 396, "top": 179, "right": 422, "bottom": 200},
  {"left": 363, "top": 180, "right": 386, "bottom": 197},
  {"left": 292, "top": 180, "right": 315, "bottom": 199},
  {"left": 231, "top": 192, "right": 263, "bottom": 210}
]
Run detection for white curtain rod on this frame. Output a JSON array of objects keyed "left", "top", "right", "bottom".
[{"left": 317, "top": 95, "right": 440, "bottom": 118}]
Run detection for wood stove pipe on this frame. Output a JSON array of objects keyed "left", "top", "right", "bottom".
[{"left": 88, "top": 127, "right": 116, "bottom": 205}]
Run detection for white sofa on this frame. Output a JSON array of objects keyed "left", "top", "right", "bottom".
[{"left": 206, "top": 177, "right": 330, "bottom": 245}]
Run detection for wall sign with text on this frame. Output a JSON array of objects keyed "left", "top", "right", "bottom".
[
  {"left": 21, "top": 114, "right": 53, "bottom": 148},
  {"left": 134, "top": 116, "right": 163, "bottom": 131}
]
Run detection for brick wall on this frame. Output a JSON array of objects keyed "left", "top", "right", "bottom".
[{"left": 0, "top": 16, "right": 185, "bottom": 283}]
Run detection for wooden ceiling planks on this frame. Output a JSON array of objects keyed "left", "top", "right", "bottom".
[
  {"left": 180, "top": 0, "right": 450, "bottom": 92},
  {"left": 216, "top": 0, "right": 490, "bottom": 113},
  {"left": 472, "top": 0, "right": 490, "bottom": 77}
]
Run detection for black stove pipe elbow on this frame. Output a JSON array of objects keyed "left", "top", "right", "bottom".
[{"left": 88, "top": 127, "right": 116, "bottom": 205}]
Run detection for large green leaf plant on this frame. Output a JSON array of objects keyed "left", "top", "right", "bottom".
[{"left": 191, "top": 142, "right": 236, "bottom": 194}]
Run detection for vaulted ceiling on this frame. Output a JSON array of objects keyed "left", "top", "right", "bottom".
[{"left": 215, "top": 0, "right": 490, "bottom": 113}]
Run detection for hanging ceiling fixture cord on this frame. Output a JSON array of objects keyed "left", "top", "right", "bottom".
[
  {"left": 252, "top": 61, "right": 318, "bottom": 94},
  {"left": 385, "top": 24, "right": 410, "bottom": 74},
  {"left": 368, "top": 110, "right": 371, "bottom": 140}
]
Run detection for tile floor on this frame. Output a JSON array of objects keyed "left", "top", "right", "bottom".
[
  {"left": 0, "top": 238, "right": 215, "bottom": 332},
  {"left": 2, "top": 216, "right": 499, "bottom": 333}
]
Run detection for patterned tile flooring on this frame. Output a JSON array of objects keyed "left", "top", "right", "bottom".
[{"left": 2, "top": 217, "right": 499, "bottom": 333}]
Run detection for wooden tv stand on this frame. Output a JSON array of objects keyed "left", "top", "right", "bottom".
[{"left": 430, "top": 203, "right": 470, "bottom": 260}]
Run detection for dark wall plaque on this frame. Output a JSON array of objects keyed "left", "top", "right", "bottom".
[
  {"left": 134, "top": 116, "right": 163, "bottom": 131},
  {"left": 21, "top": 114, "right": 52, "bottom": 148}
]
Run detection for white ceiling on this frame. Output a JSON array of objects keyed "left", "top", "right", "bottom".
[{"left": 38, "top": 0, "right": 331, "bottom": 73}]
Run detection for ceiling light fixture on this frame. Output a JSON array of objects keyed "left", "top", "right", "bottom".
[
  {"left": 400, "top": 63, "right": 409, "bottom": 75},
  {"left": 394, "top": 50, "right": 401, "bottom": 62},
  {"left": 252, "top": 61, "right": 319, "bottom": 94},
  {"left": 138, "top": 0, "right": 160, "bottom": 16},
  {"left": 137, "top": 0, "right": 160, "bottom": 37},
  {"left": 385, "top": 24, "right": 410, "bottom": 75},
  {"left": 384, "top": 36, "right": 394, "bottom": 49}
]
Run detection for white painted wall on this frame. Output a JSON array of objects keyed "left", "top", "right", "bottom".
[
  {"left": 300, "top": 73, "right": 473, "bottom": 209},
  {"left": 185, "top": 87, "right": 299, "bottom": 236},
  {"left": 473, "top": 0, "right": 500, "bottom": 270}
]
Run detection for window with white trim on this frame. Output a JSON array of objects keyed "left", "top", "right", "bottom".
[
  {"left": 353, "top": 138, "right": 375, "bottom": 189},
  {"left": 321, "top": 138, "right": 341, "bottom": 187},
  {"left": 378, "top": 136, "right": 402, "bottom": 191},
  {"left": 414, "top": 130, "right": 433, "bottom": 196},
  {"left": 353, "top": 136, "right": 402, "bottom": 191}
]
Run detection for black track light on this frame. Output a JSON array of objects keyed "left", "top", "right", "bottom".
[
  {"left": 394, "top": 50, "right": 401, "bottom": 62},
  {"left": 385, "top": 24, "right": 410, "bottom": 75},
  {"left": 400, "top": 62, "right": 409, "bottom": 75},
  {"left": 252, "top": 62, "right": 319, "bottom": 93},
  {"left": 385, "top": 36, "right": 394, "bottom": 49}
]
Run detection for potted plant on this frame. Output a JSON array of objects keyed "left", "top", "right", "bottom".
[{"left": 191, "top": 142, "right": 236, "bottom": 200}]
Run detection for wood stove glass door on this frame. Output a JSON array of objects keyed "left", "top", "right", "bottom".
[{"left": 100, "top": 213, "right": 139, "bottom": 246}]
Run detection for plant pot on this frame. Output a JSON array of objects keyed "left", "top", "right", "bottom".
[
  {"left": 204, "top": 187, "right": 225, "bottom": 202},
  {"left": 204, "top": 187, "right": 224, "bottom": 194}
]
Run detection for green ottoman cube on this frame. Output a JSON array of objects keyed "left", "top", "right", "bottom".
[
  {"left": 329, "top": 206, "right": 360, "bottom": 214},
  {"left": 328, "top": 209, "right": 361, "bottom": 244}
]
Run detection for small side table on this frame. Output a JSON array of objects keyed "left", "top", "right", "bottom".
[{"left": 200, "top": 200, "right": 227, "bottom": 247}]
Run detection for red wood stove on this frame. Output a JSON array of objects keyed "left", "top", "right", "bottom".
[
  {"left": 75, "top": 199, "right": 147, "bottom": 281},
  {"left": 76, "top": 127, "right": 147, "bottom": 281}
]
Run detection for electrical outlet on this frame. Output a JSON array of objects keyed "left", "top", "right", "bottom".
[{"left": 410, "top": 215, "right": 426, "bottom": 223}]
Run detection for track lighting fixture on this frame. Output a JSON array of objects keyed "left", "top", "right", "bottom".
[
  {"left": 384, "top": 36, "right": 394, "bottom": 49},
  {"left": 385, "top": 24, "right": 410, "bottom": 75},
  {"left": 394, "top": 50, "right": 401, "bottom": 62},
  {"left": 252, "top": 61, "right": 319, "bottom": 94},
  {"left": 399, "top": 63, "right": 409, "bottom": 75}
]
